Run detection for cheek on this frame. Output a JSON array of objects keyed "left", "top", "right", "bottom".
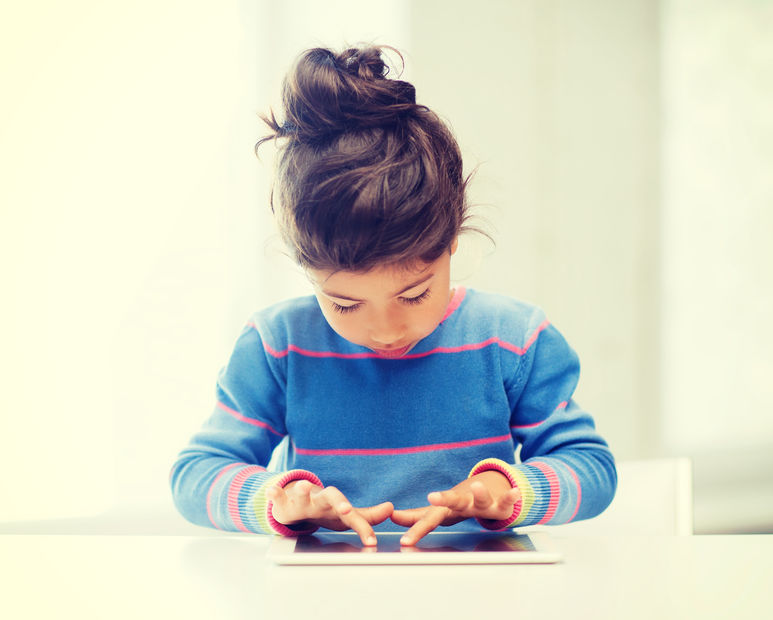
[
  {"left": 415, "top": 299, "right": 449, "bottom": 332},
  {"left": 321, "top": 310, "right": 343, "bottom": 332},
  {"left": 321, "top": 309, "right": 364, "bottom": 341}
]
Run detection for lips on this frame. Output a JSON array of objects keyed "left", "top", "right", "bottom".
[{"left": 371, "top": 344, "right": 412, "bottom": 359}]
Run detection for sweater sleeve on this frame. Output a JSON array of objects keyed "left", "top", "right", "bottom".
[
  {"left": 472, "top": 310, "right": 617, "bottom": 529},
  {"left": 169, "top": 320, "right": 322, "bottom": 535}
]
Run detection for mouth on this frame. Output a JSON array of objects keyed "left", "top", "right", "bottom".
[{"left": 371, "top": 344, "right": 413, "bottom": 359}]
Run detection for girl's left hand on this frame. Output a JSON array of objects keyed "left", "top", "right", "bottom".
[{"left": 390, "top": 470, "right": 521, "bottom": 545}]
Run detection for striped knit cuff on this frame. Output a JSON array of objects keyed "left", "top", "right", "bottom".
[
  {"left": 468, "top": 458, "right": 535, "bottom": 530},
  {"left": 253, "top": 469, "right": 324, "bottom": 536}
]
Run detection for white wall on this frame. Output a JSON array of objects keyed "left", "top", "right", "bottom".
[
  {"left": 662, "top": 0, "right": 773, "bottom": 453},
  {"left": 0, "top": 0, "right": 412, "bottom": 522},
  {"left": 661, "top": 0, "right": 773, "bottom": 533},
  {"left": 0, "top": 0, "right": 263, "bottom": 519},
  {"left": 409, "top": 0, "right": 662, "bottom": 460}
]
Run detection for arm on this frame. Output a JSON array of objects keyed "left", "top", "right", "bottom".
[
  {"left": 169, "top": 318, "right": 392, "bottom": 542},
  {"left": 169, "top": 320, "right": 317, "bottom": 535},
  {"left": 495, "top": 316, "right": 617, "bottom": 528},
  {"left": 393, "top": 310, "right": 617, "bottom": 542}
]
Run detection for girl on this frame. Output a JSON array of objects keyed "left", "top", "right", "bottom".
[{"left": 170, "top": 45, "right": 616, "bottom": 547}]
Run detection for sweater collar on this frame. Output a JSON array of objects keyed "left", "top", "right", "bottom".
[{"left": 440, "top": 286, "right": 466, "bottom": 323}]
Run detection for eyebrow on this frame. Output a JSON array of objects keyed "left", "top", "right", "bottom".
[{"left": 322, "top": 273, "right": 435, "bottom": 302}]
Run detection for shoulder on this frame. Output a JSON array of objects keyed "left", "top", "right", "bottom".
[
  {"left": 454, "top": 289, "right": 579, "bottom": 379},
  {"left": 452, "top": 288, "right": 548, "bottom": 347},
  {"left": 244, "top": 295, "right": 337, "bottom": 353},
  {"left": 460, "top": 289, "right": 544, "bottom": 321}
]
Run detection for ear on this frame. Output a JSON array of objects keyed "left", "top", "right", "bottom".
[{"left": 450, "top": 237, "right": 459, "bottom": 255}]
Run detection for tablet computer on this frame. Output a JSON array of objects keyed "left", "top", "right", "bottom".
[{"left": 268, "top": 530, "right": 562, "bottom": 565}]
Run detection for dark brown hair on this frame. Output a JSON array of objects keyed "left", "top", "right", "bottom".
[{"left": 256, "top": 45, "right": 473, "bottom": 272}]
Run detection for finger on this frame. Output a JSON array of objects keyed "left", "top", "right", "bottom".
[
  {"left": 473, "top": 487, "right": 521, "bottom": 520},
  {"left": 390, "top": 507, "right": 427, "bottom": 528},
  {"left": 359, "top": 502, "right": 394, "bottom": 526},
  {"left": 427, "top": 489, "right": 471, "bottom": 512},
  {"left": 310, "top": 485, "right": 352, "bottom": 516},
  {"left": 268, "top": 484, "right": 312, "bottom": 524},
  {"left": 307, "top": 486, "right": 379, "bottom": 545},
  {"left": 496, "top": 487, "right": 521, "bottom": 511},
  {"left": 266, "top": 485, "right": 285, "bottom": 521},
  {"left": 283, "top": 479, "right": 314, "bottom": 499},
  {"left": 265, "top": 484, "right": 283, "bottom": 502},
  {"left": 338, "top": 510, "right": 378, "bottom": 547},
  {"left": 469, "top": 481, "right": 495, "bottom": 511},
  {"left": 318, "top": 495, "right": 382, "bottom": 547},
  {"left": 276, "top": 480, "right": 314, "bottom": 517},
  {"left": 400, "top": 507, "right": 448, "bottom": 546},
  {"left": 272, "top": 480, "right": 317, "bottom": 522}
]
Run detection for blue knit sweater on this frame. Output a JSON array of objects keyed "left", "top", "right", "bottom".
[{"left": 170, "top": 288, "right": 616, "bottom": 534}]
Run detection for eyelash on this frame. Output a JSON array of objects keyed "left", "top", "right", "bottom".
[
  {"left": 331, "top": 289, "right": 431, "bottom": 314},
  {"left": 402, "top": 289, "right": 431, "bottom": 305},
  {"left": 332, "top": 302, "right": 360, "bottom": 315}
]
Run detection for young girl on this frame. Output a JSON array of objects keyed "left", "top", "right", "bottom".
[{"left": 170, "top": 45, "right": 616, "bottom": 547}]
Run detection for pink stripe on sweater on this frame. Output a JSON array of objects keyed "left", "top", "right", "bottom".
[
  {"left": 511, "top": 401, "right": 568, "bottom": 430},
  {"left": 440, "top": 287, "right": 466, "bottom": 322},
  {"left": 263, "top": 343, "right": 375, "bottom": 359},
  {"left": 216, "top": 401, "right": 284, "bottom": 437},
  {"left": 566, "top": 464, "right": 582, "bottom": 522},
  {"left": 294, "top": 433, "right": 511, "bottom": 456},
  {"left": 511, "top": 419, "right": 545, "bottom": 430},
  {"left": 529, "top": 461, "right": 560, "bottom": 525},
  {"left": 227, "top": 465, "right": 265, "bottom": 533},
  {"left": 262, "top": 320, "right": 551, "bottom": 360},
  {"left": 206, "top": 462, "right": 244, "bottom": 529}
]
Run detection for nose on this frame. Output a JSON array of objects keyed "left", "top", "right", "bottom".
[
  {"left": 368, "top": 312, "right": 405, "bottom": 347},
  {"left": 370, "top": 327, "right": 404, "bottom": 347}
]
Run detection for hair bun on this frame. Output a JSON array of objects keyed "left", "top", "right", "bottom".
[
  {"left": 338, "top": 46, "right": 387, "bottom": 80},
  {"left": 278, "top": 45, "right": 418, "bottom": 142}
]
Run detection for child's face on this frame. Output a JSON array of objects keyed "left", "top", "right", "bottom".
[{"left": 308, "top": 244, "right": 457, "bottom": 358}]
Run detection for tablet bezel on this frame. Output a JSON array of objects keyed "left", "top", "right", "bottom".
[{"left": 268, "top": 530, "right": 562, "bottom": 565}]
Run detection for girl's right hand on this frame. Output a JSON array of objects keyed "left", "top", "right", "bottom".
[{"left": 266, "top": 480, "right": 393, "bottom": 546}]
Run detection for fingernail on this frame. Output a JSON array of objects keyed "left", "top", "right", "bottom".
[
  {"left": 366, "top": 536, "right": 377, "bottom": 546},
  {"left": 400, "top": 536, "right": 411, "bottom": 546}
]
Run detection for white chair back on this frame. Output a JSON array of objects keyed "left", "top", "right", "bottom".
[{"left": 548, "top": 457, "right": 693, "bottom": 535}]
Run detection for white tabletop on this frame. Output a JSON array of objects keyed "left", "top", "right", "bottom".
[{"left": 1, "top": 532, "right": 771, "bottom": 620}]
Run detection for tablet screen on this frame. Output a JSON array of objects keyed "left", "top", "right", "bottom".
[
  {"left": 269, "top": 530, "right": 562, "bottom": 564},
  {"left": 295, "top": 531, "right": 536, "bottom": 553}
]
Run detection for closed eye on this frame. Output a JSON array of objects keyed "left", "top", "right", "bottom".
[
  {"left": 330, "top": 289, "right": 430, "bottom": 314},
  {"left": 331, "top": 302, "right": 361, "bottom": 314},
  {"left": 400, "top": 289, "right": 431, "bottom": 305}
]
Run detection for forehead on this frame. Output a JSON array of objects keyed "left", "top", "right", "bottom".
[{"left": 309, "top": 259, "right": 437, "bottom": 295}]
